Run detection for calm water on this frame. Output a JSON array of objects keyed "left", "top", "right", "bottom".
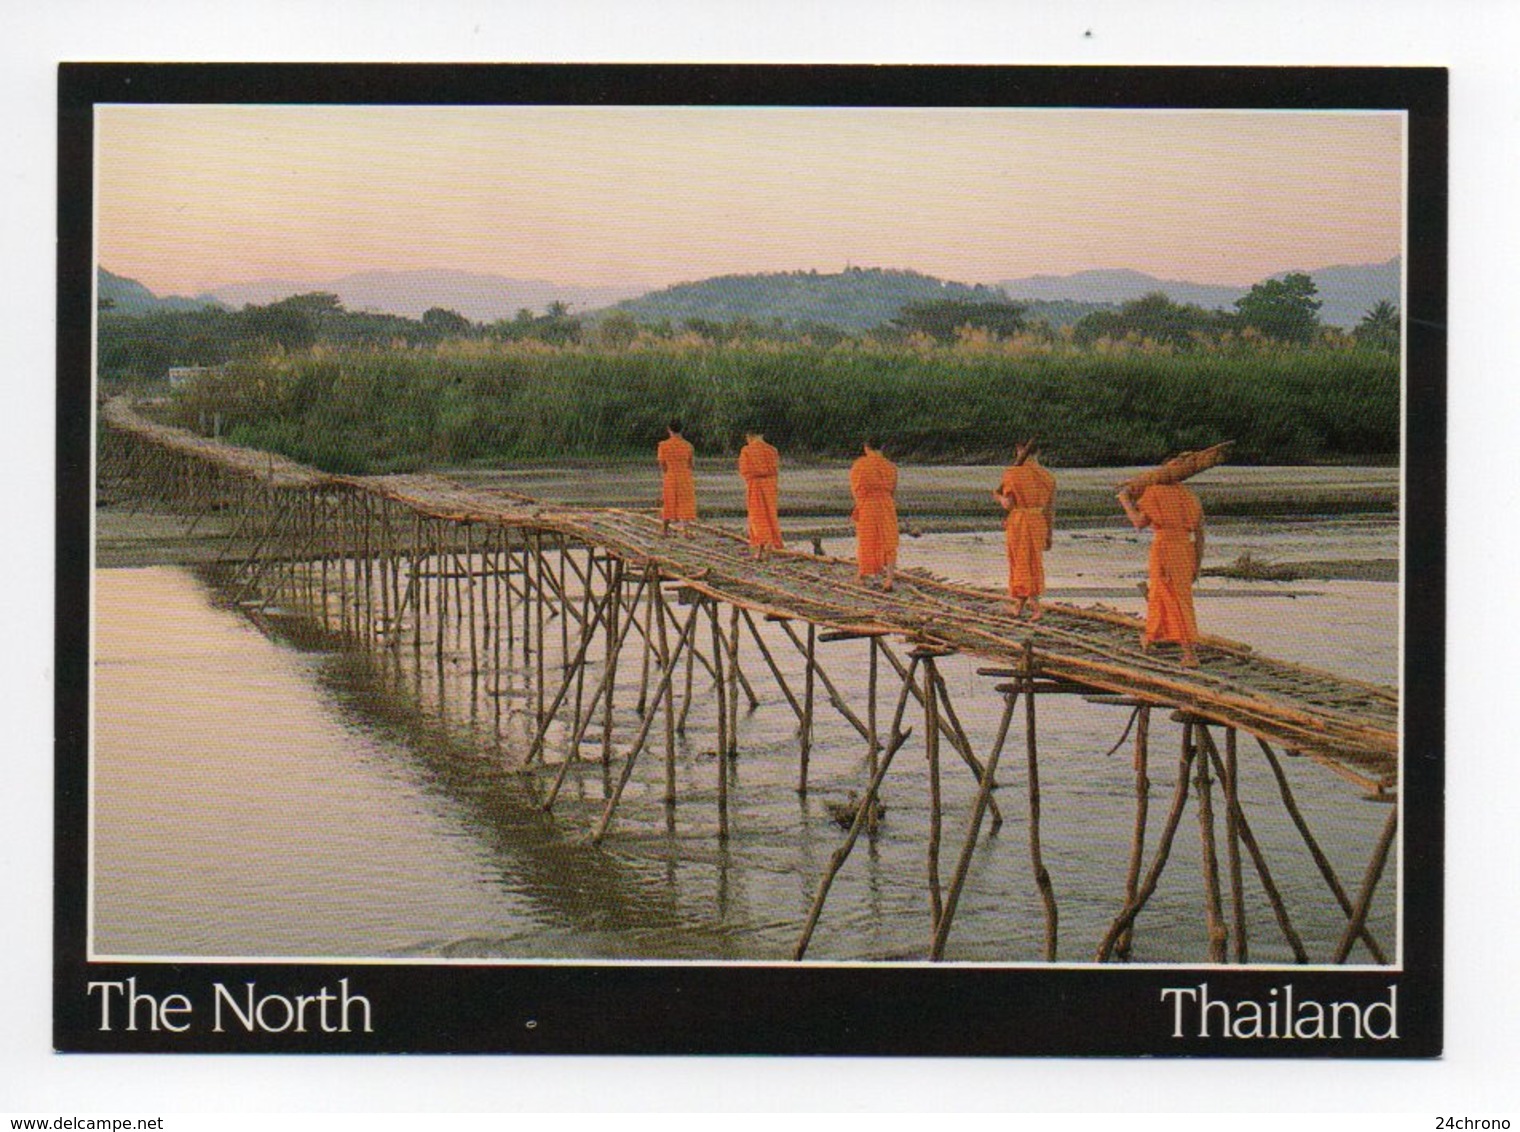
[{"left": 92, "top": 514, "right": 1400, "bottom": 965}]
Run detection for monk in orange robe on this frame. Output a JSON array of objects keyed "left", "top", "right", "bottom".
[
  {"left": 1118, "top": 480, "right": 1206, "bottom": 666},
  {"left": 737, "top": 432, "right": 784, "bottom": 559},
  {"left": 657, "top": 420, "right": 697, "bottom": 537},
  {"left": 992, "top": 441, "right": 1056, "bottom": 619},
  {"left": 850, "top": 440, "right": 899, "bottom": 591}
]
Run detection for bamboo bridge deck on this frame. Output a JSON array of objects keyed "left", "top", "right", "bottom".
[{"left": 100, "top": 399, "right": 1397, "bottom": 793}]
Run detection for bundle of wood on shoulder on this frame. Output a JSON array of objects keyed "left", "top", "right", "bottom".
[{"left": 1120, "top": 440, "right": 1235, "bottom": 493}]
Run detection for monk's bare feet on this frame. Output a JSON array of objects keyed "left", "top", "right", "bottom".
[
  {"left": 1181, "top": 648, "right": 1200, "bottom": 668},
  {"left": 1028, "top": 605, "right": 1043, "bottom": 622}
]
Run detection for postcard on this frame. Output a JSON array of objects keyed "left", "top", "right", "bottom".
[{"left": 56, "top": 63, "right": 1445, "bottom": 1055}]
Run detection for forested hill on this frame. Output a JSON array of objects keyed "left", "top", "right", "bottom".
[
  {"left": 601, "top": 268, "right": 1106, "bottom": 333},
  {"left": 97, "top": 268, "right": 220, "bottom": 314}
]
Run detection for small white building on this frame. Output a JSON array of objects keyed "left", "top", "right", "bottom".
[{"left": 167, "top": 365, "right": 220, "bottom": 389}]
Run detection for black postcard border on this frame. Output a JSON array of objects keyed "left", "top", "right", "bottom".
[{"left": 56, "top": 62, "right": 1447, "bottom": 1057}]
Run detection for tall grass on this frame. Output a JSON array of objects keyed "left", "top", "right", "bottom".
[{"left": 168, "top": 340, "right": 1400, "bottom": 474}]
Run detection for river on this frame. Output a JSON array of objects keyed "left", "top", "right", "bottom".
[{"left": 90, "top": 506, "right": 1400, "bottom": 966}]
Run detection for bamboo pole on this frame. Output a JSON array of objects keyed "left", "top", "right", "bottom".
[
  {"left": 1255, "top": 736, "right": 1388, "bottom": 963},
  {"left": 1194, "top": 723, "right": 1229, "bottom": 963},
  {"left": 676, "top": 597, "right": 696, "bottom": 735},
  {"left": 727, "top": 602, "right": 742, "bottom": 755},
  {"left": 1194, "top": 727, "right": 1309, "bottom": 963},
  {"left": 798, "top": 621, "right": 815, "bottom": 794},
  {"left": 778, "top": 619, "right": 870, "bottom": 742},
  {"left": 867, "top": 638, "right": 880, "bottom": 781},
  {"left": 1332, "top": 806, "right": 1398, "bottom": 965},
  {"left": 1224, "top": 727, "right": 1248, "bottom": 963},
  {"left": 1116, "top": 705, "right": 1151, "bottom": 961},
  {"left": 591, "top": 603, "right": 704, "bottom": 844},
  {"left": 793, "top": 658, "right": 920, "bottom": 961},
  {"left": 929, "top": 687, "right": 1019, "bottom": 960},
  {"left": 1096, "top": 733, "right": 1196, "bottom": 962},
  {"left": 635, "top": 573, "right": 656, "bottom": 717},
  {"left": 711, "top": 598, "right": 730, "bottom": 835},
  {"left": 654, "top": 569, "right": 678, "bottom": 806},
  {"left": 601, "top": 557, "right": 624, "bottom": 765},
  {"left": 534, "top": 532, "right": 546, "bottom": 735},
  {"left": 739, "top": 609, "right": 805, "bottom": 723},
  {"left": 925, "top": 654, "right": 944, "bottom": 936},
  {"left": 1024, "top": 642, "right": 1058, "bottom": 961},
  {"left": 523, "top": 577, "right": 627, "bottom": 764},
  {"left": 541, "top": 573, "right": 652, "bottom": 807},
  {"left": 927, "top": 665, "right": 1005, "bottom": 829}
]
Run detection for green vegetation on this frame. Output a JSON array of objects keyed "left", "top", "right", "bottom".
[
  {"left": 101, "top": 278, "right": 1399, "bottom": 477},
  {"left": 160, "top": 337, "right": 1399, "bottom": 475}
]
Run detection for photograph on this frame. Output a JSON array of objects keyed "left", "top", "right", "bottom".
[{"left": 56, "top": 63, "right": 1444, "bottom": 1056}]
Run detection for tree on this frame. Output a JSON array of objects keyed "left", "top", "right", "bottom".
[
  {"left": 596, "top": 310, "right": 641, "bottom": 350},
  {"left": 1073, "top": 292, "right": 1232, "bottom": 349},
  {"left": 1353, "top": 300, "right": 1400, "bottom": 353},
  {"left": 890, "top": 298, "right": 1027, "bottom": 344},
  {"left": 421, "top": 307, "right": 474, "bottom": 337},
  {"left": 1233, "top": 273, "right": 1322, "bottom": 345}
]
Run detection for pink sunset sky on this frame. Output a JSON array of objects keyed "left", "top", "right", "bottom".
[{"left": 96, "top": 104, "right": 1404, "bottom": 297}]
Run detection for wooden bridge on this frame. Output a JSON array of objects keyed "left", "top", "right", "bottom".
[{"left": 97, "top": 398, "right": 1400, "bottom": 966}]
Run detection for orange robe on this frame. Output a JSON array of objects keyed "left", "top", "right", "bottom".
[
  {"left": 999, "top": 460, "right": 1056, "bottom": 599},
  {"left": 657, "top": 435, "right": 697, "bottom": 521},
  {"left": 738, "top": 439, "right": 784, "bottom": 551},
  {"left": 1138, "top": 483, "right": 1203, "bottom": 645},
  {"left": 850, "top": 450, "right": 899, "bottom": 578}
]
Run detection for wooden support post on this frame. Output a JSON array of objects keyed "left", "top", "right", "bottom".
[
  {"left": 930, "top": 687, "right": 1019, "bottom": 960},
  {"left": 1096, "top": 729, "right": 1196, "bottom": 962},
  {"left": 559, "top": 535, "right": 570, "bottom": 667},
  {"left": 1224, "top": 727, "right": 1248, "bottom": 963},
  {"left": 711, "top": 599, "right": 730, "bottom": 836},
  {"left": 677, "top": 598, "right": 696, "bottom": 735},
  {"left": 727, "top": 602, "right": 742, "bottom": 755},
  {"left": 879, "top": 640, "right": 1002, "bottom": 826},
  {"left": 590, "top": 601, "right": 704, "bottom": 844},
  {"left": 635, "top": 575, "right": 655, "bottom": 718},
  {"left": 1332, "top": 806, "right": 1398, "bottom": 965},
  {"left": 534, "top": 532, "right": 546, "bottom": 735},
  {"left": 1255, "top": 736, "right": 1388, "bottom": 963},
  {"left": 462, "top": 528, "right": 479, "bottom": 675},
  {"left": 601, "top": 557, "right": 624, "bottom": 765},
  {"left": 540, "top": 573, "right": 651, "bottom": 805},
  {"left": 929, "top": 666, "right": 1004, "bottom": 830},
  {"left": 798, "top": 621, "right": 816, "bottom": 794},
  {"left": 1194, "top": 722, "right": 1229, "bottom": 964},
  {"left": 337, "top": 495, "right": 350, "bottom": 637},
  {"left": 778, "top": 619, "right": 870, "bottom": 742},
  {"left": 523, "top": 578, "right": 627, "bottom": 765},
  {"left": 507, "top": 525, "right": 519, "bottom": 650},
  {"left": 867, "top": 638, "right": 880, "bottom": 781},
  {"left": 378, "top": 500, "right": 392, "bottom": 638},
  {"left": 793, "top": 657, "right": 920, "bottom": 961},
  {"left": 739, "top": 609, "right": 805, "bottom": 723},
  {"left": 654, "top": 570, "right": 678, "bottom": 806},
  {"left": 1116, "top": 705, "right": 1151, "bottom": 961},
  {"left": 435, "top": 522, "right": 448, "bottom": 665},
  {"left": 1193, "top": 727, "right": 1309, "bottom": 963},
  {"left": 1023, "top": 642, "right": 1058, "bottom": 961},
  {"left": 924, "top": 654, "right": 944, "bottom": 937}
]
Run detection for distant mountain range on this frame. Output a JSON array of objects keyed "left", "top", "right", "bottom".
[
  {"left": 997, "top": 258, "right": 1401, "bottom": 329},
  {"left": 199, "top": 269, "right": 644, "bottom": 324},
  {"left": 98, "top": 268, "right": 220, "bottom": 314},
  {"left": 98, "top": 256, "right": 1401, "bottom": 330}
]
